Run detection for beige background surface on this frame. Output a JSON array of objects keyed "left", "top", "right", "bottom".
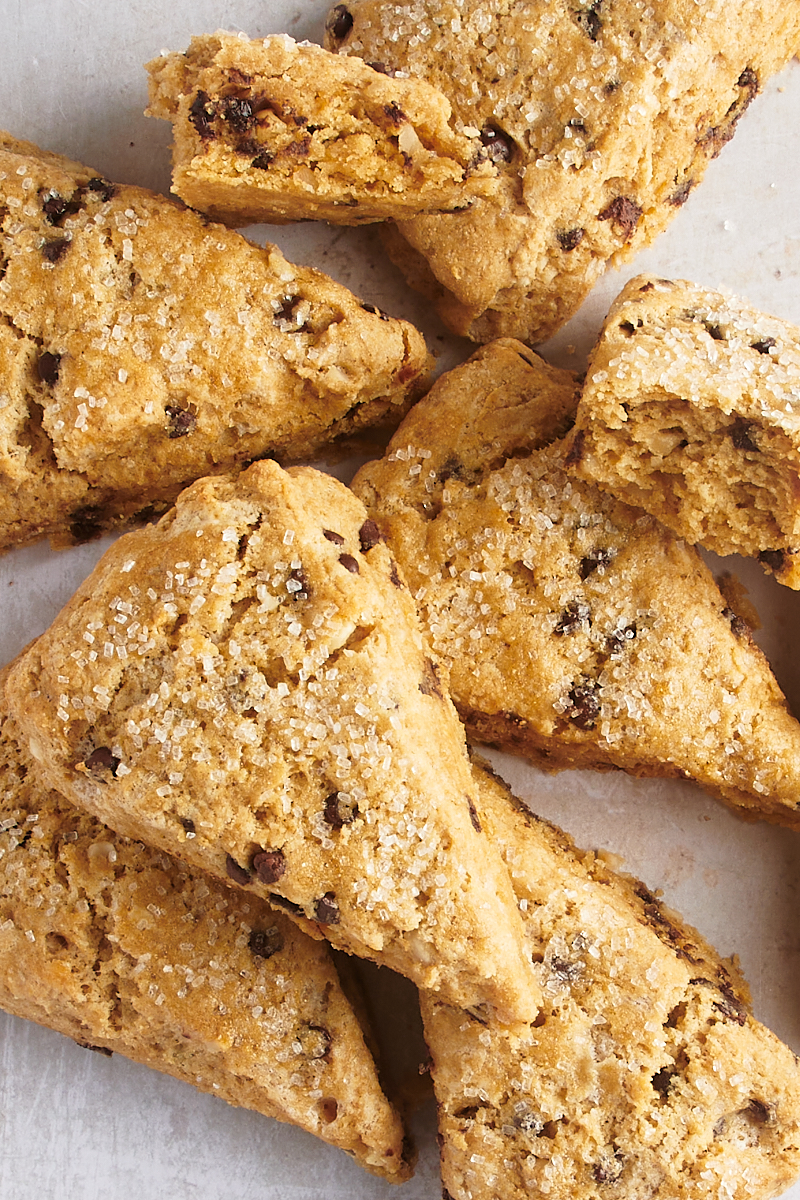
[{"left": 1, "top": 2, "right": 799, "bottom": 1196}]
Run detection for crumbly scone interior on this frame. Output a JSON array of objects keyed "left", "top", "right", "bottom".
[
  {"left": 352, "top": 339, "right": 800, "bottom": 825},
  {"left": 569, "top": 275, "right": 800, "bottom": 587},
  {"left": 423, "top": 759, "right": 800, "bottom": 1200},
  {"left": 0, "top": 676, "right": 410, "bottom": 1180},
  {"left": 146, "top": 31, "right": 497, "bottom": 226}
]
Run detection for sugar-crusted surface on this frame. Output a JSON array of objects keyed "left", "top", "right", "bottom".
[
  {"left": 0, "top": 674, "right": 409, "bottom": 1180},
  {"left": 0, "top": 130, "right": 430, "bottom": 553},
  {"left": 569, "top": 275, "right": 800, "bottom": 588},
  {"left": 423, "top": 760, "right": 800, "bottom": 1200},
  {"left": 326, "top": 0, "right": 800, "bottom": 343},
  {"left": 352, "top": 340, "right": 800, "bottom": 826},
  {"left": 146, "top": 31, "right": 497, "bottom": 226},
  {"left": 5, "top": 460, "right": 536, "bottom": 1022}
]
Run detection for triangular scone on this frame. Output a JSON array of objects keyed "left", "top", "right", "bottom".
[
  {"left": 423, "top": 761, "right": 800, "bottom": 1200},
  {"left": 0, "top": 130, "right": 430, "bottom": 554},
  {"left": 0, "top": 681, "right": 408, "bottom": 1180},
  {"left": 352, "top": 341, "right": 800, "bottom": 827},
  {"left": 568, "top": 275, "right": 800, "bottom": 588},
  {"left": 325, "top": 0, "right": 800, "bottom": 343},
  {"left": 146, "top": 32, "right": 498, "bottom": 226},
  {"left": 6, "top": 460, "right": 537, "bottom": 1023}
]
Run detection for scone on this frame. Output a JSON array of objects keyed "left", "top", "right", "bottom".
[
  {"left": 0, "top": 675, "right": 409, "bottom": 1180},
  {"left": 0, "top": 130, "right": 430, "bottom": 553},
  {"left": 5, "top": 460, "right": 537, "bottom": 1024},
  {"left": 567, "top": 275, "right": 800, "bottom": 588},
  {"left": 423, "top": 760, "right": 800, "bottom": 1200},
  {"left": 352, "top": 340, "right": 800, "bottom": 826},
  {"left": 325, "top": 0, "right": 800, "bottom": 344},
  {"left": 146, "top": 31, "right": 498, "bottom": 226}
]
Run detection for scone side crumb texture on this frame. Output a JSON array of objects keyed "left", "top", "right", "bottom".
[
  {"left": 351, "top": 339, "right": 800, "bottom": 827},
  {"left": 145, "top": 31, "right": 498, "bottom": 226},
  {"left": 326, "top": 0, "right": 800, "bottom": 343},
  {"left": 0, "top": 130, "right": 431, "bottom": 554},
  {"left": 423, "top": 760, "right": 800, "bottom": 1200},
  {"left": 0, "top": 677, "right": 410, "bottom": 1180},
  {"left": 568, "top": 274, "right": 800, "bottom": 588},
  {"left": 5, "top": 459, "right": 538, "bottom": 1024}
]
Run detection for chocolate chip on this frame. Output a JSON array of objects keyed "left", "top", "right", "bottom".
[
  {"left": 557, "top": 227, "right": 585, "bottom": 252},
  {"left": 165, "top": 404, "right": 196, "bottom": 438},
  {"left": 225, "top": 854, "right": 252, "bottom": 886},
  {"left": 479, "top": 123, "right": 515, "bottom": 163},
  {"left": 41, "top": 191, "right": 79, "bottom": 225},
  {"left": 752, "top": 337, "right": 776, "bottom": 355},
  {"left": 467, "top": 796, "right": 482, "bottom": 833},
  {"left": 83, "top": 747, "right": 120, "bottom": 775},
  {"left": 712, "top": 987, "right": 748, "bottom": 1026},
  {"left": 554, "top": 601, "right": 591, "bottom": 636},
  {"left": 314, "top": 892, "right": 340, "bottom": 924},
  {"left": 567, "top": 682, "right": 601, "bottom": 729},
  {"left": 579, "top": 547, "right": 613, "bottom": 580},
  {"left": 251, "top": 152, "right": 275, "bottom": 170},
  {"left": 248, "top": 926, "right": 284, "bottom": 959},
  {"left": 607, "top": 624, "right": 637, "bottom": 657},
  {"left": 638, "top": 281, "right": 655, "bottom": 293},
  {"left": 323, "top": 529, "right": 345, "bottom": 546},
  {"left": 338, "top": 553, "right": 360, "bottom": 574},
  {"left": 287, "top": 567, "right": 310, "bottom": 600},
  {"left": 730, "top": 418, "right": 757, "bottom": 452},
  {"left": 189, "top": 90, "right": 216, "bottom": 139},
  {"left": 667, "top": 178, "right": 695, "bottom": 207},
  {"left": 563, "top": 429, "right": 585, "bottom": 467},
  {"left": 359, "top": 518, "right": 382, "bottom": 551},
  {"left": 323, "top": 791, "right": 358, "bottom": 829},
  {"left": 253, "top": 848, "right": 286, "bottom": 885},
  {"left": 745, "top": 1099, "right": 774, "bottom": 1125},
  {"left": 37, "top": 351, "right": 62, "bottom": 385},
  {"left": 575, "top": 0, "right": 603, "bottom": 39},
  {"left": 179, "top": 816, "right": 195, "bottom": 834},
  {"left": 550, "top": 956, "right": 582, "bottom": 982},
  {"left": 85, "top": 177, "right": 117, "bottom": 203},
  {"left": 326, "top": 4, "right": 354, "bottom": 42},
  {"left": 365, "top": 62, "right": 397, "bottom": 77},
  {"left": 722, "top": 607, "right": 750, "bottom": 640},
  {"left": 419, "top": 658, "right": 444, "bottom": 699},
  {"left": 220, "top": 96, "right": 255, "bottom": 132},
  {"left": 389, "top": 561, "right": 403, "bottom": 588},
  {"left": 597, "top": 196, "right": 642, "bottom": 239},
  {"left": 383, "top": 101, "right": 407, "bottom": 126},
  {"left": 41, "top": 237, "right": 70, "bottom": 263},
  {"left": 759, "top": 549, "right": 785, "bottom": 573},
  {"left": 703, "top": 321, "right": 725, "bottom": 341}
]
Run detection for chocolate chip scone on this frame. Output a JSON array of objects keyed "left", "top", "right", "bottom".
[
  {"left": 146, "top": 31, "right": 497, "bottom": 226},
  {"left": 352, "top": 340, "right": 800, "bottom": 826},
  {"left": 567, "top": 275, "right": 800, "bottom": 588},
  {"left": 0, "top": 130, "right": 430, "bottom": 554},
  {"left": 5, "top": 460, "right": 537, "bottom": 1023},
  {"left": 325, "top": 0, "right": 800, "bottom": 344},
  {"left": 0, "top": 673, "right": 409, "bottom": 1180},
  {"left": 423, "top": 759, "right": 800, "bottom": 1200}
]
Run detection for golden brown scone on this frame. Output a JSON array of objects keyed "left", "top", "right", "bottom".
[
  {"left": 423, "top": 759, "right": 800, "bottom": 1200},
  {"left": 567, "top": 275, "right": 800, "bottom": 588},
  {"left": 0, "top": 130, "right": 430, "bottom": 553},
  {"left": 325, "top": 0, "right": 800, "bottom": 344},
  {"left": 0, "top": 673, "right": 409, "bottom": 1180},
  {"left": 146, "top": 31, "right": 497, "bottom": 226},
  {"left": 352, "top": 340, "right": 800, "bottom": 826},
  {"left": 5, "top": 460, "right": 537, "bottom": 1024}
]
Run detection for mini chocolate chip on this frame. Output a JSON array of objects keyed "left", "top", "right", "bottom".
[
  {"left": 745, "top": 1099, "right": 774, "bottom": 1124},
  {"left": 597, "top": 195, "right": 642, "bottom": 239},
  {"left": 638, "top": 281, "right": 655, "bottom": 292},
  {"left": 567, "top": 682, "right": 601, "bottom": 729},
  {"left": 326, "top": 4, "right": 354, "bottom": 41},
  {"left": 41, "top": 191, "right": 80, "bottom": 225},
  {"left": 667, "top": 178, "right": 695, "bottom": 207},
  {"left": 165, "top": 404, "right": 196, "bottom": 438},
  {"left": 248, "top": 926, "right": 284, "bottom": 959},
  {"left": 467, "top": 796, "right": 482, "bottom": 833},
  {"left": 479, "top": 123, "right": 514, "bottom": 163},
  {"left": 563, "top": 429, "right": 585, "bottom": 467},
  {"left": 722, "top": 607, "right": 750, "bottom": 639},
  {"left": 419, "top": 658, "right": 444, "bottom": 699},
  {"left": 323, "top": 791, "right": 358, "bottom": 829},
  {"left": 287, "top": 567, "right": 310, "bottom": 600},
  {"left": 730, "top": 418, "right": 757, "bottom": 452},
  {"left": 251, "top": 151, "right": 275, "bottom": 170},
  {"left": 703, "top": 321, "right": 725, "bottom": 341},
  {"left": 37, "top": 351, "right": 62, "bottom": 385},
  {"left": 713, "top": 987, "right": 747, "bottom": 1026},
  {"left": 323, "top": 528, "right": 345, "bottom": 546},
  {"left": 389, "top": 561, "right": 403, "bottom": 588},
  {"left": 221, "top": 96, "right": 255, "bottom": 132},
  {"left": 554, "top": 601, "right": 591, "bottom": 636},
  {"left": 365, "top": 61, "right": 397, "bottom": 76},
  {"left": 85, "top": 177, "right": 117, "bottom": 203},
  {"left": 557, "top": 227, "right": 585, "bottom": 252},
  {"left": 338, "top": 553, "right": 360, "bottom": 574},
  {"left": 759, "top": 549, "right": 785, "bottom": 572},
  {"left": 752, "top": 337, "right": 776, "bottom": 355},
  {"left": 41, "top": 237, "right": 70, "bottom": 263},
  {"left": 550, "top": 956, "right": 582, "bottom": 982},
  {"left": 189, "top": 90, "right": 216, "bottom": 138},
  {"left": 359, "top": 518, "right": 382, "bottom": 551},
  {"left": 179, "top": 816, "right": 195, "bottom": 834},
  {"left": 83, "top": 747, "right": 120, "bottom": 775},
  {"left": 225, "top": 854, "right": 252, "bottom": 885},
  {"left": 314, "top": 892, "right": 340, "bottom": 924},
  {"left": 253, "top": 848, "right": 286, "bottom": 885},
  {"left": 607, "top": 624, "right": 637, "bottom": 656},
  {"left": 384, "top": 101, "right": 407, "bottom": 126},
  {"left": 579, "top": 547, "right": 613, "bottom": 580},
  {"left": 575, "top": 0, "right": 603, "bottom": 40}
]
